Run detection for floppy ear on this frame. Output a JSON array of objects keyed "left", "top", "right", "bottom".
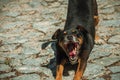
[
  {"left": 52, "top": 29, "right": 62, "bottom": 39},
  {"left": 76, "top": 25, "right": 88, "bottom": 33}
]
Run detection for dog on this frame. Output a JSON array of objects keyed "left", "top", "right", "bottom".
[{"left": 52, "top": 0, "right": 99, "bottom": 80}]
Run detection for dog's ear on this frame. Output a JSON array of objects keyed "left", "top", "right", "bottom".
[
  {"left": 76, "top": 25, "right": 88, "bottom": 33},
  {"left": 52, "top": 29, "right": 62, "bottom": 39}
]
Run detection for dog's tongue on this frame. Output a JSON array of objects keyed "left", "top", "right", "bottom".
[
  {"left": 67, "top": 43, "right": 77, "bottom": 57},
  {"left": 69, "top": 50, "right": 76, "bottom": 57}
]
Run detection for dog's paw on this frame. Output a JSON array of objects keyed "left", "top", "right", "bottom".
[
  {"left": 95, "top": 38, "right": 105, "bottom": 45},
  {"left": 95, "top": 34, "right": 105, "bottom": 45}
]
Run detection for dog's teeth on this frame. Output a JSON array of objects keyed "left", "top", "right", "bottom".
[{"left": 75, "top": 48, "right": 76, "bottom": 50}]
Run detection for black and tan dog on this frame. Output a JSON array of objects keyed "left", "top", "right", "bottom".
[{"left": 52, "top": 0, "right": 99, "bottom": 80}]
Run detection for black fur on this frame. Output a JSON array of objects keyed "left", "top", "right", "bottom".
[{"left": 52, "top": 0, "right": 97, "bottom": 79}]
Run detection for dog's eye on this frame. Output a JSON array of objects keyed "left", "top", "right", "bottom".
[
  {"left": 63, "top": 31, "right": 67, "bottom": 35},
  {"left": 72, "top": 30, "right": 77, "bottom": 34},
  {"left": 77, "top": 33, "right": 82, "bottom": 37}
]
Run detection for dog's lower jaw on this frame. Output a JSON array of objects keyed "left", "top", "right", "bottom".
[{"left": 69, "top": 58, "right": 78, "bottom": 65}]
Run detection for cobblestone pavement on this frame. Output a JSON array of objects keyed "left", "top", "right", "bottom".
[{"left": 0, "top": 0, "right": 120, "bottom": 80}]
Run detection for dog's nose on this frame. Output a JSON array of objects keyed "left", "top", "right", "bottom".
[{"left": 67, "top": 35, "right": 73, "bottom": 40}]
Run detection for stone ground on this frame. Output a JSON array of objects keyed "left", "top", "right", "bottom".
[{"left": 0, "top": 0, "right": 120, "bottom": 80}]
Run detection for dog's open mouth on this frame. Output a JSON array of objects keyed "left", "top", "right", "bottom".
[{"left": 65, "top": 42, "right": 79, "bottom": 61}]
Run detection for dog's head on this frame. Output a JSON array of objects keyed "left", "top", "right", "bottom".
[{"left": 52, "top": 25, "right": 88, "bottom": 64}]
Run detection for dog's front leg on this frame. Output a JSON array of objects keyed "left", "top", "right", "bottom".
[
  {"left": 74, "top": 59, "right": 87, "bottom": 80},
  {"left": 56, "top": 59, "right": 66, "bottom": 80}
]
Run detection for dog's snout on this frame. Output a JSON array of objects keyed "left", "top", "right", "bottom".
[{"left": 67, "top": 35, "right": 73, "bottom": 40}]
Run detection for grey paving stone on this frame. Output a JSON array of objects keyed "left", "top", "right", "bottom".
[
  {"left": 14, "top": 65, "right": 53, "bottom": 79},
  {"left": 22, "top": 47, "right": 40, "bottom": 54},
  {"left": 84, "top": 63, "right": 105, "bottom": 79},
  {"left": 108, "top": 35, "right": 120, "bottom": 44},
  {"left": 113, "top": 28, "right": 120, "bottom": 35},
  {"left": 93, "top": 56, "right": 120, "bottom": 66},
  {"left": 63, "top": 76, "right": 74, "bottom": 80},
  {"left": 97, "top": 27, "right": 112, "bottom": 37},
  {"left": 89, "top": 51, "right": 111, "bottom": 60},
  {"left": 58, "top": 0, "right": 68, "bottom": 2},
  {"left": 92, "top": 77, "right": 105, "bottom": 80},
  {"left": 17, "top": 0, "right": 30, "bottom": 3},
  {"left": 14, "top": 65, "right": 42, "bottom": 73},
  {"left": 97, "top": 27, "right": 120, "bottom": 39},
  {"left": 11, "top": 74, "right": 40, "bottom": 80},
  {"left": 0, "top": 72, "right": 16, "bottom": 78},
  {"left": 1, "top": 21, "right": 29, "bottom": 29},
  {"left": 41, "top": 14, "right": 53, "bottom": 21},
  {"left": 0, "top": 33, "right": 19, "bottom": 38},
  {"left": 0, "top": 57, "right": 6, "bottom": 64},
  {"left": 32, "top": 21, "right": 56, "bottom": 33},
  {"left": 0, "top": 0, "right": 10, "bottom": 9},
  {"left": 95, "top": 44, "right": 115, "bottom": 49},
  {"left": 50, "top": 2, "right": 61, "bottom": 8},
  {"left": 40, "top": 67, "right": 53, "bottom": 77},
  {"left": 101, "top": 44, "right": 118, "bottom": 49},
  {"left": 0, "top": 53, "right": 30, "bottom": 60},
  {"left": 16, "top": 15, "right": 33, "bottom": 21},
  {"left": 10, "top": 58, "right": 22, "bottom": 67},
  {"left": 92, "top": 44, "right": 119, "bottom": 53},
  {"left": 110, "top": 73, "right": 120, "bottom": 80},
  {"left": 40, "top": 1, "right": 48, "bottom": 6},
  {"left": 104, "top": 0, "right": 120, "bottom": 8},
  {"left": 3, "top": 37, "right": 28, "bottom": 44},
  {"left": 50, "top": 20, "right": 62, "bottom": 26},
  {"left": 97, "top": 0, "right": 108, "bottom": 8},
  {"left": 0, "top": 64, "right": 11, "bottom": 72},
  {"left": 3, "top": 11, "right": 21, "bottom": 17},
  {"left": 40, "top": 42, "right": 55, "bottom": 57},
  {"left": 22, "top": 42, "right": 42, "bottom": 55},
  {"left": 0, "top": 44, "right": 20, "bottom": 52},
  {"left": 45, "top": 0, "right": 55, "bottom": 2},
  {"left": 102, "top": 12, "right": 120, "bottom": 20},
  {"left": 108, "top": 66, "right": 120, "bottom": 73},
  {"left": 28, "top": 1, "right": 41, "bottom": 8},
  {"left": 99, "top": 7, "right": 115, "bottom": 14},
  {"left": 23, "top": 31, "right": 43, "bottom": 40},
  {"left": 22, "top": 57, "right": 48, "bottom": 66},
  {"left": 100, "top": 20, "right": 120, "bottom": 27}
]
